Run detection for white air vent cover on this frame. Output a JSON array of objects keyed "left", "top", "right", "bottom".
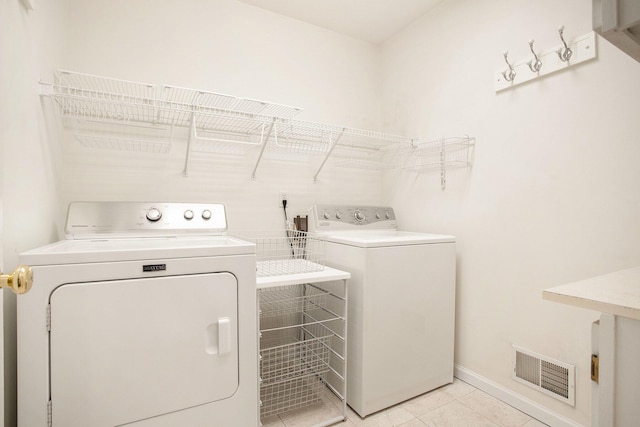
[{"left": 512, "top": 345, "right": 575, "bottom": 406}]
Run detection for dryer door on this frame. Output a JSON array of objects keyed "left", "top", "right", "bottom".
[{"left": 49, "top": 272, "right": 238, "bottom": 427}]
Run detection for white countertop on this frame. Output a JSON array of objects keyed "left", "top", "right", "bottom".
[{"left": 543, "top": 266, "right": 640, "bottom": 320}]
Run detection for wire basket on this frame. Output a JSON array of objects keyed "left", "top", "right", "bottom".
[
  {"left": 259, "top": 323, "right": 332, "bottom": 418},
  {"left": 259, "top": 285, "right": 329, "bottom": 325},
  {"left": 241, "top": 230, "right": 325, "bottom": 277},
  {"left": 260, "top": 371, "right": 327, "bottom": 418}
]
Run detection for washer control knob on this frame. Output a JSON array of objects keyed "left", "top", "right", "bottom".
[
  {"left": 202, "top": 209, "right": 212, "bottom": 220},
  {"left": 354, "top": 211, "right": 365, "bottom": 222},
  {"left": 336, "top": 213, "right": 342, "bottom": 219},
  {"left": 184, "top": 210, "right": 194, "bottom": 220},
  {"left": 375, "top": 212, "right": 381, "bottom": 219},
  {"left": 146, "top": 208, "right": 162, "bottom": 222},
  {"left": 323, "top": 212, "right": 330, "bottom": 220},
  {"left": 385, "top": 213, "right": 391, "bottom": 219}
]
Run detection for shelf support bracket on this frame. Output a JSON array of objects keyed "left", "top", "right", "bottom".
[
  {"left": 182, "top": 113, "right": 196, "bottom": 177},
  {"left": 313, "top": 128, "right": 345, "bottom": 182},
  {"left": 38, "top": 81, "right": 54, "bottom": 96},
  {"left": 251, "top": 119, "right": 276, "bottom": 180},
  {"left": 440, "top": 139, "right": 446, "bottom": 190}
]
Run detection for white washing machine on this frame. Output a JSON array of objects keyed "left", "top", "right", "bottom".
[
  {"left": 18, "top": 202, "right": 258, "bottom": 427},
  {"left": 309, "top": 205, "right": 456, "bottom": 417}
]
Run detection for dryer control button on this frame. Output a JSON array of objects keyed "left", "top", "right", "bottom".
[
  {"left": 184, "top": 210, "right": 194, "bottom": 220},
  {"left": 323, "top": 212, "right": 330, "bottom": 220},
  {"left": 202, "top": 209, "right": 212, "bottom": 220},
  {"left": 146, "top": 208, "right": 162, "bottom": 222},
  {"left": 336, "top": 213, "right": 342, "bottom": 219},
  {"left": 354, "top": 211, "right": 365, "bottom": 222}
]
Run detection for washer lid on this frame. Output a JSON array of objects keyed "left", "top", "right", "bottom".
[{"left": 319, "top": 230, "right": 455, "bottom": 248}]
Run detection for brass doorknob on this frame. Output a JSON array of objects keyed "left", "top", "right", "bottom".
[{"left": 0, "top": 265, "right": 33, "bottom": 295}]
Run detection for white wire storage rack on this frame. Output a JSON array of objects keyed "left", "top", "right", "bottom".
[
  {"left": 39, "top": 70, "right": 474, "bottom": 185},
  {"left": 400, "top": 136, "right": 476, "bottom": 190},
  {"left": 251, "top": 231, "right": 349, "bottom": 427}
]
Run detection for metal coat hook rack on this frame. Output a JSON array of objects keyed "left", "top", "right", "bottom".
[
  {"left": 527, "top": 40, "right": 543, "bottom": 72},
  {"left": 495, "top": 27, "right": 597, "bottom": 92},
  {"left": 502, "top": 51, "right": 516, "bottom": 82},
  {"left": 556, "top": 26, "right": 573, "bottom": 62}
]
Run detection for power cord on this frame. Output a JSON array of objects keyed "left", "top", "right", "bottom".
[{"left": 282, "top": 199, "right": 295, "bottom": 257}]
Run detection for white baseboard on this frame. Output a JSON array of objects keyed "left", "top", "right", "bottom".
[{"left": 454, "top": 365, "right": 584, "bottom": 427}]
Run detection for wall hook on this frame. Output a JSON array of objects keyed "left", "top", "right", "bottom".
[
  {"left": 501, "top": 51, "right": 516, "bottom": 82},
  {"left": 556, "top": 26, "right": 573, "bottom": 62},
  {"left": 527, "top": 39, "right": 543, "bottom": 72}
]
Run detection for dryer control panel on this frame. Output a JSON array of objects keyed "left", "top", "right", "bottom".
[
  {"left": 309, "top": 205, "right": 397, "bottom": 232},
  {"left": 65, "top": 202, "right": 228, "bottom": 239}
]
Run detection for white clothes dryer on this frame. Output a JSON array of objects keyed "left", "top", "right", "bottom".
[
  {"left": 309, "top": 205, "right": 456, "bottom": 417},
  {"left": 18, "top": 202, "right": 258, "bottom": 427}
]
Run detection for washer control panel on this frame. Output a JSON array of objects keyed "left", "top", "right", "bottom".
[
  {"left": 309, "top": 205, "right": 397, "bottom": 232},
  {"left": 65, "top": 202, "right": 228, "bottom": 239}
]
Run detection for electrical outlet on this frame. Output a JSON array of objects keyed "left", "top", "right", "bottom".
[{"left": 279, "top": 192, "right": 288, "bottom": 207}]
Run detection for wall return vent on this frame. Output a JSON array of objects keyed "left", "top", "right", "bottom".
[{"left": 512, "top": 345, "right": 575, "bottom": 406}]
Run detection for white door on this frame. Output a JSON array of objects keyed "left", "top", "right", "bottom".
[
  {"left": 49, "top": 272, "right": 239, "bottom": 427},
  {"left": 0, "top": 175, "right": 4, "bottom": 423}
]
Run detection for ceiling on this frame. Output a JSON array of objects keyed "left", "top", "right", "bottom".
[{"left": 236, "top": 0, "right": 443, "bottom": 44}]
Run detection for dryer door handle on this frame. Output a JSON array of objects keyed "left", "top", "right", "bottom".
[
  {"left": 217, "top": 317, "right": 231, "bottom": 355},
  {"left": 205, "top": 317, "right": 232, "bottom": 355}
]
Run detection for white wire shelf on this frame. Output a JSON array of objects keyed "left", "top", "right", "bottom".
[
  {"left": 263, "top": 120, "right": 410, "bottom": 169},
  {"left": 51, "top": 70, "right": 301, "bottom": 124},
  {"left": 40, "top": 70, "right": 474, "bottom": 185},
  {"left": 44, "top": 70, "right": 299, "bottom": 161}
]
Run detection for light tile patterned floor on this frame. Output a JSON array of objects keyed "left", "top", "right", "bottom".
[{"left": 261, "top": 379, "right": 549, "bottom": 427}]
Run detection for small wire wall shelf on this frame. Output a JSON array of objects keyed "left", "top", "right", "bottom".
[
  {"left": 400, "top": 136, "right": 475, "bottom": 172},
  {"left": 242, "top": 230, "right": 325, "bottom": 277},
  {"left": 258, "top": 283, "right": 346, "bottom": 420},
  {"left": 399, "top": 136, "right": 475, "bottom": 190}
]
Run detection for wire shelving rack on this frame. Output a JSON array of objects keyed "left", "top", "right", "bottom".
[{"left": 40, "top": 70, "right": 474, "bottom": 185}]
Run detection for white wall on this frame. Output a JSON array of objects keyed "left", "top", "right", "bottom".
[
  {"left": 56, "top": 0, "right": 385, "bottom": 230},
  {"left": 1, "top": 0, "right": 67, "bottom": 425},
  {"left": 8, "top": 1, "right": 640, "bottom": 425},
  {"left": 380, "top": 0, "right": 640, "bottom": 425}
]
